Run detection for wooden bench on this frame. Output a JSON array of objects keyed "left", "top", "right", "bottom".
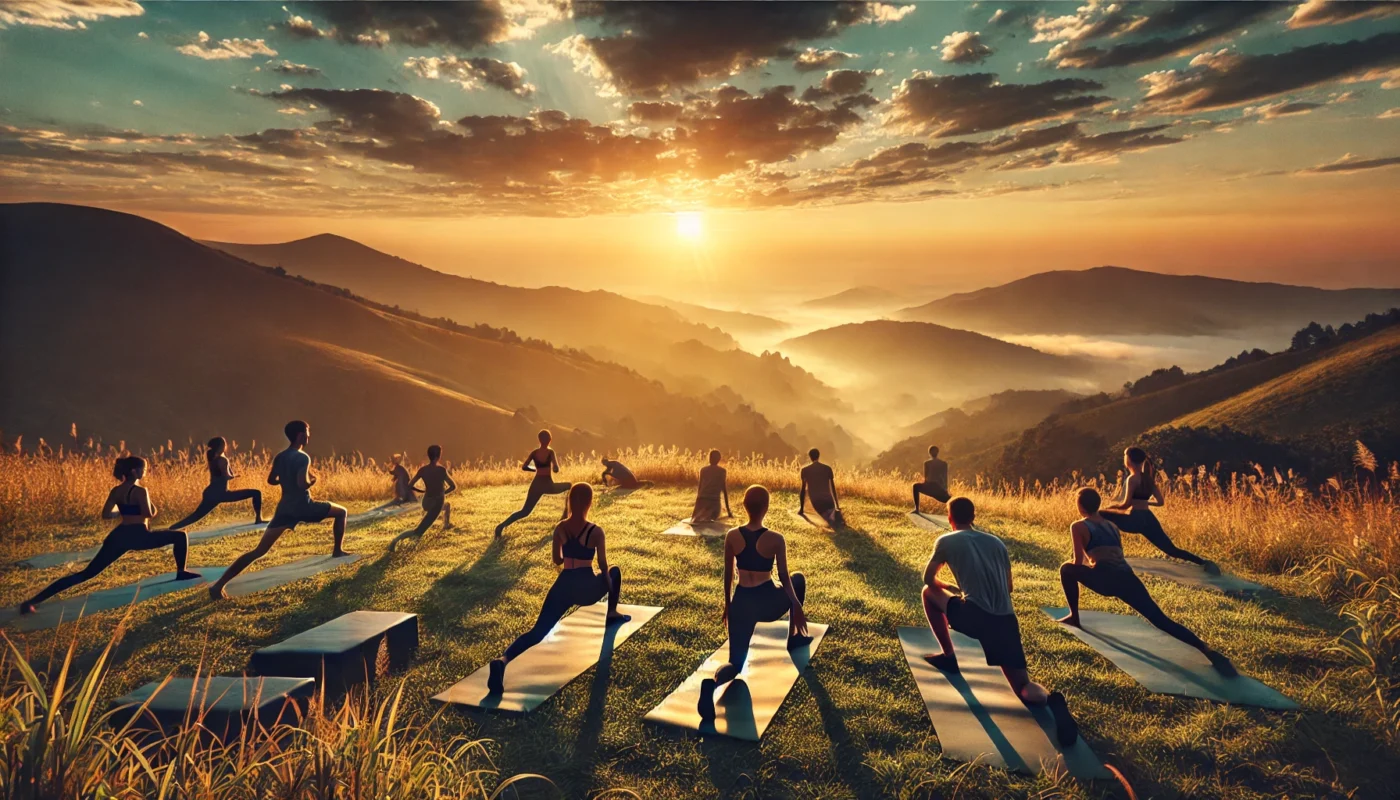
[{"left": 249, "top": 610, "right": 418, "bottom": 694}]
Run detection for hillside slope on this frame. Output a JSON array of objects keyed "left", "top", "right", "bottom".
[
  {"left": 635, "top": 296, "right": 788, "bottom": 338},
  {"left": 0, "top": 203, "right": 794, "bottom": 459},
  {"left": 899, "top": 266, "right": 1400, "bottom": 336}
]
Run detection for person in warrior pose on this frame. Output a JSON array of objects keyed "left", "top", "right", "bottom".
[
  {"left": 208, "top": 420, "right": 349, "bottom": 600},
  {"left": 20, "top": 456, "right": 199, "bottom": 613},
  {"left": 920, "top": 496, "right": 1079, "bottom": 746},
  {"left": 168, "top": 436, "right": 264, "bottom": 529},
  {"left": 798, "top": 448, "right": 843, "bottom": 526},
  {"left": 1101, "top": 446, "right": 1218, "bottom": 574},
  {"left": 600, "top": 455, "right": 643, "bottom": 490},
  {"left": 388, "top": 454, "right": 413, "bottom": 504},
  {"left": 690, "top": 449, "right": 731, "bottom": 523},
  {"left": 488, "top": 482, "right": 629, "bottom": 694},
  {"left": 913, "top": 445, "right": 950, "bottom": 514},
  {"left": 1058, "top": 487, "right": 1237, "bottom": 677},
  {"left": 389, "top": 444, "right": 456, "bottom": 549},
  {"left": 698, "top": 485, "right": 813, "bottom": 719},
  {"left": 495, "top": 429, "right": 570, "bottom": 538}
]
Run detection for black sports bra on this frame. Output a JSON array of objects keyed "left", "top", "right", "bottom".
[
  {"left": 531, "top": 450, "right": 554, "bottom": 474},
  {"left": 116, "top": 485, "right": 142, "bottom": 516},
  {"left": 561, "top": 522, "right": 597, "bottom": 561},
  {"left": 736, "top": 527, "right": 775, "bottom": 572}
]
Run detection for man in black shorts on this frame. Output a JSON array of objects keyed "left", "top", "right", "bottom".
[
  {"left": 921, "top": 496, "right": 1078, "bottom": 746},
  {"left": 209, "top": 420, "right": 349, "bottom": 600},
  {"left": 390, "top": 444, "right": 457, "bottom": 549}
]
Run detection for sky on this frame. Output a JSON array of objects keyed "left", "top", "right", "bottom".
[{"left": 1, "top": 0, "right": 1398, "bottom": 297}]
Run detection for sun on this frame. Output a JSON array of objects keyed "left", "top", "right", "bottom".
[{"left": 675, "top": 211, "right": 704, "bottom": 242}]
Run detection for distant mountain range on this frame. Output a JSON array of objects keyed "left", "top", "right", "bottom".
[
  {"left": 635, "top": 295, "right": 788, "bottom": 338},
  {"left": 899, "top": 266, "right": 1400, "bottom": 336},
  {"left": 801, "top": 285, "right": 906, "bottom": 310}
]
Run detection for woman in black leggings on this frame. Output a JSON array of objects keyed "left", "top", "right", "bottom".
[
  {"left": 698, "top": 485, "right": 813, "bottom": 719},
  {"left": 168, "top": 437, "right": 264, "bottom": 529},
  {"left": 1058, "top": 487, "right": 1236, "bottom": 677},
  {"left": 495, "top": 429, "right": 570, "bottom": 538},
  {"left": 1101, "top": 446, "right": 1218, "bottom": 575},
  {"left": 20, "top": 456, "right": 200, "bottom": 614},
  {"left": 487, "top": 482, "right": 630, "bottom": 694}
]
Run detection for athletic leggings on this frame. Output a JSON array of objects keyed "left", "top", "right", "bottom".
[
  {"left": 169, "top": 488, "right": 262, "bottom": 530},
  {"left": 913, "top": 481, "right": 950, "bottom": 507},
  {"left": 1059, "top": 562, "right": 1208, "bottom": 651},
  {"left": 407, "top": 495, "right": 446, "bottom": 537},
  {"left": 715, "top": 573, "right": 807, "bottom": 685},
  {"left": 25, "top": 524, "right": 190, "bottom": 606},
  {"left": 498, "top": 479, "right": 569, "bottom": 532},
  {"left": 504, "top": 565, "right": 621, "bottom": 660},
  {"left": 1100, "top": 508, "right": 1205, "bottom": 565}
]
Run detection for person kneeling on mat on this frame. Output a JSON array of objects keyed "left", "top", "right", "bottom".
[
  {"left": 798, "top": 449, "right": 843, "bottom": 527},
  {"left": 600, "top": 455, "right": 644, "bottom": 490},
  {"left": 1058, "top": 487, "right": 1237, "bottom": 677},
  {"left": 699, "top": 485, "right": 813, "bottom": 719},
  {"left": 691, "top": 449, "right": 731, "bottom": 524},
  {"left": 922, "top": 496, "right": 1079, "bottom": 746},
  {"left": 913, "top": 445, "right": 951, "bottom": 513},
  {"left": 488, "top": 482, "right": 630, "bottom": 694}
]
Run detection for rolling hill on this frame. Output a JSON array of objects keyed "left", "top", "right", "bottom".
[
  {"left": 801, "top": 285, "right": 906, "bottom": 310},
  {"left": 634, "top": 295, "right": 788, "bottom": 338},
  {"left": 0, "top": 203, "right": 796, "bottom": 459},
  {"left": 899, "top": 266, "right": 1400, "bottom": 336}
]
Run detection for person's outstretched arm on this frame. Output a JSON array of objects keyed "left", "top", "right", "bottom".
[
  {"left": 220, "top": 456, "right": 236, "bottom": 480},
  {"left": 723, "top": 485, "right": 731, "bottom": 517},
  {"left": 267, "top": 459, "right": 281, "bottom": 486},
  {"left": 798, "top": 477, "right": 807, "bottom": 512},
  {"left": 521, "top": 453, "right": 535, "bottom": 472},
  {"left": 830, "top": 476, "right": 841, "bottom": 510},
  {"left": 139, "top": 486, "right": 157, "bottom": 520},
  {"left": 923, "top": 557, "right": 958, "bottom": 594},
  {"left": 775, "top": 536, "right": 808, "bottom": 636}
]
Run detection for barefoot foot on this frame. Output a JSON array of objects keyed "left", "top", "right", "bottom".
[
  {"left": 1203, "top": 560, "right": 1222, "bottom": 576},
  {"left": 208, "top": 584, "right": 229, "bottom": 601},
  {"left": 1047, "top": 691, "right": 1079, "bottom": 747},
  {"left": 175, "top": 570, "right": 202, "bottom": 581},
  {"left": 331, "top": 549, "right": 352, "bottom": 558},
  {"left": 697, "top": 677, "right": 717, "bottom": 719},
  {"left": 487, "top": 658, "right": 506, "bottom": 695},
  {"left": 923, "top": 652, "right": 960, "bottom": 673},
  {"left": 18, "top": 602, "right": 36, "bottom": 616},
  {"left": 606, "top": 612, "right": 632, "bottom": 625},
  {"left": 1056, "top": 614, "right": 1081, "bottom": 628}
]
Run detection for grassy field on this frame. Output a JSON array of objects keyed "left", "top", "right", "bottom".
[{"left": 3, "top": 454, "right": 1398, "bottom": 798}]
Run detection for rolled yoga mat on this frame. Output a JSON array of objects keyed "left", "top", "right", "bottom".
[
  {"left": 433, "top": 602, "right": 662, "bottom": 713},
  {"left": 662, "top": 517, "right": 729, "bottom": 538},
  {"left": 897, "top": 626, "right": 1109, "bottom": 779},
  {"left": 644, "top": 620, "right": 827, "bottom": 741},
  {"left": 1125, "top": 557, "right": 1265, "bottom": 595},
  {"left": 1042, "top": 608, "right": 1297, "bottom": 709}
]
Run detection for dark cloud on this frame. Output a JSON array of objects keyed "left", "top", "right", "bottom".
[
  {"left": 793, "top": 47, "right": 856, "bottom": 72},
  {"left": 1040, "top": 2, "right": 1286, "bottom": 69},
  {"left": 558, "top": 1, "right": 913, "bottom": 95},
  {"left": 269, "top": 88, "right": 443, "bottom": 138},
  {"left": 282, "top": 1, "right": 511, "bottom": 49},
  {"left": 1298, "top": 153, "right": 1400, "bottom": 174},
  {"left": 1139, "top": 32, "right": 1400, "bottom": 113},
  {"left": 404, "top": 55, "right": 535, "bottom": 97},
  {"left": 271, "top": 60, "right": 322, "bottom": 77},
  {"left": 0, "top": 125, "right": 296, "bottom": 177},
  {"left": 800, "top": 69, "right": 878, "bottom": 102},
  {"left": 940, "top": 31, "right": 993, "bottom": 65},
  {"left": 889, "top": 72, "right": 1110, "bottom": 137},
  {"left": 1287, "top": 0, "right": 1400, "bottom": 29}
]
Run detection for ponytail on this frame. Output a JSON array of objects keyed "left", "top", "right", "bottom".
[
  {"left": 566, "top": 482, "right": 592, "bottom": 520},
  {"left": 113, "top": 455, "right": 145, "bottom": 482},
  {"left": 1125, "top": 446, "right": 1155, "bottom": 493},
  {"left": 206, "top": 436, "right": 225, "bottom": 468}
]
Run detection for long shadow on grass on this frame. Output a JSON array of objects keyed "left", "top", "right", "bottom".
[
  {"left": 827, "top": 523, "right": 927, "bottom": 603},
  {"left": 802, "top": 670, "right": 878, "bottom": 798},
  {"left": 417, "top": 538, "right": 524, "bottom": 635}
]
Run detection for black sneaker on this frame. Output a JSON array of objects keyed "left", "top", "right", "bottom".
[
  {"left": 1047, "top": 691, "right": 1079, "bottom": 747},
  {"left": 697, "top": 678, "right": 717, "bottom": 719},
  {"left": 487, "top": 659, "right": 506, "bottom": 694},
  {"left": 924, "top": 653, "right": 960, "bottom": 673},
  {"left": 787, "top": 634, "right": 814, "bottom": 651}
]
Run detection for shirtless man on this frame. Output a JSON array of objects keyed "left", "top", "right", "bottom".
[
  {"left": 390, "top": 444, "right": 457, "bottom": 549},
  {"left": 913, "top": 445, "right": 950, "bottom": 513},
  {"left": 600, "top": 456, "right": 643, "bottom": 490},
  {"left": 798, "top": 448, "right": 842, "bottom": 527},
  {"left": 691, "top": 449, "right": 731, "bottom": 523}
]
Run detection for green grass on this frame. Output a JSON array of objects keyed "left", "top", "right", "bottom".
[{"left": 3, "top": 486, "right": 1394, "bottom": 798}]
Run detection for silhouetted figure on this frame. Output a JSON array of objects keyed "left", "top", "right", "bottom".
[
  {"left": 698, "top": 485, "right": 812, "bottom": 719},
  {"left": 390, "top": 444, "right": 456, "bottom": 549},
  {"left": 798, "top": 448, "right": 842, "bottom": 526},
  {"left": 168, "top": 436, "right": 264, "bottom": 529},
  {"left": 209, "top": 420, "right": 349, "bottom": 600},
  {"left": 1058, "top": 487, "right": 1236, "bottom": 677},
  {"left": 600, "top": 455, "right": 642, "bottom": 489},
  {"left": 1100, "top": 446, "right": 1218, "bottom": 574},
  {"left": 388, "top": 454, "right": 413, "bottom": 504},
  {"left": 20, "top": 456, "right": 199, "bottom": 614},
  {"left": 920, "top": 496, "right": 1079, "bottom": 746},
  {"left": 495, "top": 429, "right": 570, "bottom": 538},
  {"left": 488, "top": 482, "right": 629, "bottom": 694},
  {"left": 691, "top": 449, "right": 731, "bottom": 523},
  {"left": 913, "top": 445, "right": 950, "bottom": 513}
]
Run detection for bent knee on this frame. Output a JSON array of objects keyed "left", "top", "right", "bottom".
[{"left": 1059, "top": 561, "right": 1076, "bottom": 575}]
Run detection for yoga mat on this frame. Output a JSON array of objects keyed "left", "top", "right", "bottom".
[
  {"left": 222, "top": 554, "right": 363, "bottom": 598},
  {"left": 796, "top": 500, "right": 836, "bottom": 530},
  {"left": 907, "top": 511, "right": 951, "bottom": 533},
  {"left": 433, "top": 603, "right": 661, "bottom": 713},
  {"left": 18, "top": 502, "right": 415, "bottom": 570},
  {"left": 644, "top": 621, "right": 828, "bottom": 741},
  {"left": 897, "top": 627, "right": 1109, "bottom": 779},
  {"left": 663, "top": 518, "right": 729, "bottom": 538},
  {"left": 0, "top": 568, "right": 223, "bottom": 632},
  {"left": 1042, "top": 608, "right": 1297, "bottom": 709},
  {"left": 1126, "top": 558, "right": 1265, "bottom": 595}
]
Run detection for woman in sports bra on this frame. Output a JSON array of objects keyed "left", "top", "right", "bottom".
[
  {"left": 168, "top": 436, "right": 264, "bottom": 529},
  {"left": 1058, "top": 487, "right": 1236, "bottom": 677},
  {"left": 20, "top": 456, "right": 199, "bottom": 614},
  {"left": 1101, "top": 446, "right": 1218, "bottom": 574},
  {"left": 495, "top": 429, "right": 571, "bottom": 538},
  {"left": 487, "top": 482, "right": 630, "bottom": 694},
  {"left": 698, "top": 484, "right": 813, "bottom": 719}
]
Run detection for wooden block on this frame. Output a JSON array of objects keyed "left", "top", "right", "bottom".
[{"left": 249, "top": 610, "right": 418, "bottom": 693}]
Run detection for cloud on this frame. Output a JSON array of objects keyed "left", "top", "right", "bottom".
[
  {"left": 404, "top": 55, "right": 535, "bottom": 97},
  {"left": 0, "top": 0, "right": 142, "bottom": 29},
  {"left": 0, "top": 123, "right": 298, "bottom": 178},
  {"left": 1380, "top": 108, "right": 1400, "bottom": 119},
  {"left": 988, "top": 6, "right": 1036, "bottom": 28},
  {"left": 131, "top": 99, "right": 142, "bottom": 107},
  {"left": 271, "top": 60, "right": 322, "bottom": 77},
  {"left": 280, "top": 0, "right": 513, "bottom": 48},
  {"left": 888, "top": 71, "right": 1110, "bottom": 137},
  {"left": 793, "top": 47, "right": 856, "bottom": 72},
  {"left": 1287, "top": 0, "right": 1400, "bottom": 29},
  {"left": 800, "top": 69, "right": 881, "bottom": 102},
  {"left": 556, "top": 1, "right": 915, "bottom": 96},
  {"left": 177, "top": 31, "right": 277, "bottom": 60},
  {"left": 1038, "top": 2, "right": 1285, "bottom": 69},
  {"left": 1297, "top": 152, "right": 1400, "bottom": 174},
  {"left": 1138, "top": 32, "right": 1400, "bottom": 114},
  {"left": 940, "top": 31, "right": 993, "bottom": 65},
  {"left": 1244, "top": 100, "right": 1323, "bottom": 120}
]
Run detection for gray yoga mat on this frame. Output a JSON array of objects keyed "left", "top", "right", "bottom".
[
  {"left": 897, "top": 627, "right": 1109, "bottom": 779},
  {"left": 795, "top": 502, "right": 835, "bottom": 530},
  {"left": 1126, "top": 557, "right": 1265, "bottom": 595},
  {"left": 662, "top": 517, "right": 729, "bottom": 538},
  {"left": 433, "top": 603, "right": 661, "bottom": 713},
  {"left": 222, "top": 554, "right": 363, "bottom": 598},
  {"left": 1042, "top": 608, "right": 1297, "bottom": 709},
  {"left": 644, "top": 620, "right": 828, "bottom": 741},
  {"left": 907, "top": 511, "right": 951, "bottom": 534},
  {"left": 18, "top": 502, "right": 415, "bottom": 570},
  {"left": 0, "top": 568, "right": 223, "bottom": 631}
]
